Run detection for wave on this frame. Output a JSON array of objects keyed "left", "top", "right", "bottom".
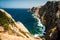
[{"left": 32, "top": 14, "right": 45, "bottom": 37}]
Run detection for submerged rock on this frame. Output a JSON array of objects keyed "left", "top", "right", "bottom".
[{"left": 0, "top": 9, "right": 42, "bottom": 40}]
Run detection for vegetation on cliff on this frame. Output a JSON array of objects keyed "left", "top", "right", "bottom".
[
  {"left": 0, "top": 9, "right": 42, "bottom": 40},
  {"left": 0, "top": 10, "right": 14, "bottom": 30}
]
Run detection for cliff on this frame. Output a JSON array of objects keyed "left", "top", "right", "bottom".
[
  {"left": 30, "top": 1, "right": 60, "bottom": 40},
  {"left": 0, "top": 9, "right": 42, "bottom": 40}
]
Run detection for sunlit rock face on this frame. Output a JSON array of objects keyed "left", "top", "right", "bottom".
[
  {"left": 0, "top": 9, "right": 42, "bottom": 40},
  {"left": 30, "top": 1, "right": 60, "bottom": 40},
  {"left": 29, "top": 6, "right": 41, "bottom": 18},
  {"left": 29, "top": 6, "right": 45, "bottom": 37}
]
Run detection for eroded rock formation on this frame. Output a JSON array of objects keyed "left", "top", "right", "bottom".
[{"left": 30, "top": 1, "right": 60, "bottom": 40}]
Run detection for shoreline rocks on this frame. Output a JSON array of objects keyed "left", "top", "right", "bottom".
[{"left": 30, "top": 1, "right": 60, "bottom": 40}]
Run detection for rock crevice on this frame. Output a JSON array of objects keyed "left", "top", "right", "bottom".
[{"left": 30, "top": 1, "right": 60, "bottom": 40}]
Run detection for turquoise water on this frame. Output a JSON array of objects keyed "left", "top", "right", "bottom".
[{"left": 3, "top": 8, "right": 45, "bottom": 36}]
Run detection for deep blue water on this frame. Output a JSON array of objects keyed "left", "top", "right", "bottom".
[{"left": 3, "top": 8, "right": 45, "bottom": 36}]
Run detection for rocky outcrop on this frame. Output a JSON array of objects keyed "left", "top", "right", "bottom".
[
  {"left": 29, "top": 6, "right": 41, "bottom": 18},
  {"left": 30, "top": 1, "right": 60, "bottom": 40},
  {"left": 0, "top": 9, "right": 42, "bottom": 40}
]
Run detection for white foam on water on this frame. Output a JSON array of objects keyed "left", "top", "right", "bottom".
[
  {"left": 32, "top": 14, "right": 45, "bottom": 37},
  {"left": 34, "top": 34, "right": 44, "bottom": 37}
]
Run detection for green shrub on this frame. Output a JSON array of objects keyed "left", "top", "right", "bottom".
[{"left": 0, "top": 10, "right": 14, "bottom": 30}]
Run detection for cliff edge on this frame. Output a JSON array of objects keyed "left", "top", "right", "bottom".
[
  {"left": 0, "top": 9, "right": 42, "bottom": 40},
  {"left": 30, "top": 1, "right": 60, "bottom": 40}
]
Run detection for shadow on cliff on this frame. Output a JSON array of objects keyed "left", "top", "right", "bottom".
[{"left": 30, "top": 1, "right": 60, "bottom": 40}]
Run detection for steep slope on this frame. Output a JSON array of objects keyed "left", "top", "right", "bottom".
[
  {"left": 30, "top": 1, "right": 60, "bottom": 40},
  {"left": 0, "top": 9, "right": 42, "bottom": 40}
]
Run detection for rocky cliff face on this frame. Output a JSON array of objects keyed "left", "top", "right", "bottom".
[
  {"left": 0, "top": 9, "right": 42, "bottom": 40},
  {"left": 30, "top": 1, "right": 60, "bottom": 40}
]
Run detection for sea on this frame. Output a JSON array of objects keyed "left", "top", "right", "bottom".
[{"left": 3, "top": 8, "right": 45, "bottom": 37}]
